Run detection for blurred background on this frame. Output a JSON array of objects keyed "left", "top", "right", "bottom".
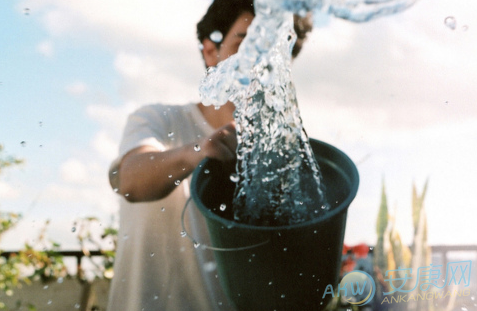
[{"left": 1, "top": 0, "right": 476, "bottom": 252}]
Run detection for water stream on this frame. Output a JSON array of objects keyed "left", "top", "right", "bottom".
[{"left": 199, "top": 0, "right": 417, "bottom": 226}]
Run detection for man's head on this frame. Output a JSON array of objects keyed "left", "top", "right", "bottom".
[
  {"left": 197, "top": 0, "right": 313, "bottom": 67},
  {"left": 292, "top": 13, "right": 313, "bottom": 58},
  {"left": 197, "top": 0, "right": 254, "bottom": 49},
  {"left": 197, "top": 0, "right": 255, "bottom": 68}
]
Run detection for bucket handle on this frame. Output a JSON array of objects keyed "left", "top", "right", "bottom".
[{"left": 181, "top": 197, "right": 269, "bottom": 252}]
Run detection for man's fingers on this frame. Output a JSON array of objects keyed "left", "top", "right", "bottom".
[{"left": 219, "top": 123, "right": 237, "bottom": 153}]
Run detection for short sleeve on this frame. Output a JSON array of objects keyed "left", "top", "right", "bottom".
[{"left": 109, "top": 104, "right": 170, "bottom": 189}]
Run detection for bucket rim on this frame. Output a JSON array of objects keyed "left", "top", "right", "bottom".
[{"left": 190, "top": 139, "right": 359, "bottom": 231}]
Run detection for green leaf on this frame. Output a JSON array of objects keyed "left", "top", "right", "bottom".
[{"left": 376, "top": 181, "right": 388, "bottom": 237}]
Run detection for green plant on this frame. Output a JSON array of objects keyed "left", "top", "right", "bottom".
[
  {"left": 0, "top": 145, "right": 23, "bottom": 175},
  {"left": 373, "top": 180, "right": 431, "bottom": 311},
  {"left": 74, "top": 217, "right": 117, "bottom": 280}
]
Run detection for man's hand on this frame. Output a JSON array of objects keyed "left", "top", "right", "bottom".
[
  {"left": 200, "top": 122, "right": 237, "bottom": 162},
  {"left": 117, "top": 121, "right": 237, "bottom": 202}
]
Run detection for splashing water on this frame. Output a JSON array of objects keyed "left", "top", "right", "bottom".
[{"left": 200, "top": 0, "right": 417, "bottom": 226}]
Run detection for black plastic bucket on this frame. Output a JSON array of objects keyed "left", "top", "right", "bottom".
[{"left": 190, "top": 139, "right": 359, "bottom": 310}]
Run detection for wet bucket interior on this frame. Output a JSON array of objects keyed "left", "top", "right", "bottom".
[{"left": 191, "top": 139, "right": 359, "bottom": 311}]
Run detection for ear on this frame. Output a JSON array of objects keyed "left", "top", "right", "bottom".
[{"left": 201, "top": 38, "right": 219, "bottom": 67}]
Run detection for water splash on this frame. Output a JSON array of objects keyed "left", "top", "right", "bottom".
[
  {"left": 444, "top": 16, "right": 456, "bottom": 30},
  {"left": 200, "top": 0, "right": 418, "bottom": 226}
]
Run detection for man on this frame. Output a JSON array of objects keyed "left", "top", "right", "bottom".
[{"left": 107, "top": 1, "right": 312, "bottom": 310}]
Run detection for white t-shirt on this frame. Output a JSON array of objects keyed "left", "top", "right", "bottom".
[{"left": 107, "top": 103, "right": 236, "bottom": 311}]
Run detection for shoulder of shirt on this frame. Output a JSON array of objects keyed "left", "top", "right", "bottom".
[{"left": 131, "top": 103, "right": 197, "bottom": 116}]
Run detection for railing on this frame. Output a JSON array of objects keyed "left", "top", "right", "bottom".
[
  {"left": 0, "top": 250, "right": 107, "bottom": 311},
  {"left": 1, "top": 245, "right": 475, "bottom": 310},
  {"left": 431, "top": 244, "right": 477, "bottom": 269},
  {"left": 2, "top": 245, "right": 475, "bottom": 276}
]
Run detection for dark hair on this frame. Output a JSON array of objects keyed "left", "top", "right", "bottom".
[{"left": 197, "top": 0, "right": 255, "bottom": 46}]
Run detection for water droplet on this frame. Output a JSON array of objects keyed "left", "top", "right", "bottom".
[
  {"left": 204, "top": 169, "right": 210, "bottom": 174},
  {"left": 283, "top": 247, "right": 287, "bottom": 251},
  {"left": 180, "top": 230, "right": 187, "bottom": 237},
  {"left": 220, "top": 204, "right": 227, "bottom": 211},
  {"left": 154, "top": 295, "right": 159, "bottom": 300},
  {"left": 57, "top": 277, "right": 64, "bottom": 283},
  {"left": 74, "top": 303, "right": 81, "bottom": 309},
  {"left": 168, "top": 131, "right": 174, "bottom": 137},
  {"left": 203, "top": 261, "right": 217, "bottom": 272},
  {"left": 193, "top": 241, "right": 201, "bottom": 248},
  {"left": 214, "top": 105, "right": 221, "bottom": 110},
  {"left": 269, "top": 281, "right": 273, "bottom": 285},
  {"left": 198, "top": 43, "right": 204, "bottom": 50},
  {"left": 168, "top": 174, "right": 172, "bottom": 179},
  {"left": 281, "top": 294, "right": 286, "bottom": 298},
  {"left": 218, "top": 301, "right": 223, "bottom": 306},
  {"left": 20, "top": 141, "right": 26, "bottom": 147},
  {"left": 210, "top": 30, "right": 223, "bottom": 43},
  {"left": 150, "top": 252, "right": 155, "bottom": 257},
  {"left": 230, "top": 173, "right": 240, "bottom": 182},
  {"left": 150, "top": 155, "right": 155, "bottom": 160},
  {"left": 47, "top": 299, "right": 52, "bottom": 304},
  {"left": 43, "top": 285, "right": 49, "bottom": 290},
  {"left": 444, "top": 16, "right": 456, "bottom": 30},
  {"left": 71, "top": 227, "right": 76, "bottom": 232},
  {"left": 174, "top": 180, "right": 181, "bottom": 186},
  {"left": 194, "top": 144, "right": 201, "bottom": 152},
  {"left": 113, "top": 188, "right": 119, "bottom": 193},
  {"left": 125, "top": 193, "right": 130, "bottom": 197},
  {"left": 161, "top": 207, "right": 165, "bottom": 212}
]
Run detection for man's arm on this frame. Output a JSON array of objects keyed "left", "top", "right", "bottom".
[{"left": 117, "top": 122, "right": 236, "bottom": 202}]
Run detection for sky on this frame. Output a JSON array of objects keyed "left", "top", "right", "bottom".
[{"left": 0, "top": 0, "right": 476, "bottom": 251}]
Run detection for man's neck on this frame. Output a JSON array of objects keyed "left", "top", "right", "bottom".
[{"left": 197, "top": 101, "right": 235, "bottom": 129}]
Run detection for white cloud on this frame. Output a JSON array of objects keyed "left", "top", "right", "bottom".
[
  {"left": 43, "top": 9, "right": 77, "bottom": 36},
  {"left": 0, "top": 181, "right": 21, "bottom": 199},
  {"left": 60, "top": 158, "right": 89, "bottom": 184},
  {"left": 113, "top": 51, "right": 202, "bottom": 104},
  {"left": 92, "top": 130, "right": 118, "bottom": 161},
  {"left": 20, "top": 0, "right": 211, "bottom": 47},
  {"left": 65, "top": 81, "right": 88, "bottom": 95},
  {"left": 36, "top": 40, "right": 54, "bottom": 57}
]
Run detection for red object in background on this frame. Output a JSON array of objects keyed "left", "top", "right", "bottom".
[
  {"left": 341, "top": 255, "right": 357, "bottom": 273},
  {"left": 341, "top": 243, "right": 370, "bottom": 274},
  {"left": 342, "top": 243, "right": 370, "bottom": 258}
]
